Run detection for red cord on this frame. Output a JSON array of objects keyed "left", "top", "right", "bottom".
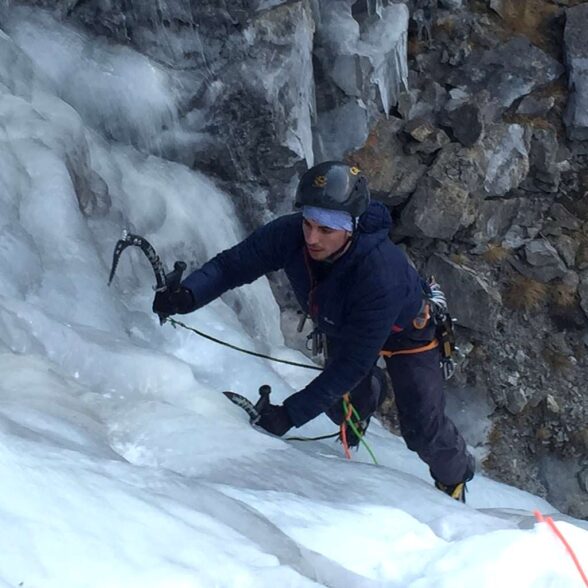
[
  {"left": 340, "top": 422, "right": 351, "bottom": 459},
  {"left": 340, "top": 397, "right": 354, "bottom": 460},
  {"left": 534, "top": 511, "right": 588, "bottom": 587}
]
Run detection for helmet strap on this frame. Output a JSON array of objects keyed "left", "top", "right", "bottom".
[{"left": 323, "top": 231, "right": 355, "bottom": 264}]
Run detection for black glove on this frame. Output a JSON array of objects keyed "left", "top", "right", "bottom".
[
  {"left": 152, "top": 286, "right": 196, "bottom": 319},
  {"left": 256, "top": 403, "right": 293, "bottom": 437}
]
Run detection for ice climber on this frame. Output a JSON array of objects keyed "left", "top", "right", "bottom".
[{"left": 152, "top": 161, "right": 475, "bottom": 501}]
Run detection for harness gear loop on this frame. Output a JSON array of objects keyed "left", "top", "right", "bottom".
[
  {"left": 383, "top": 278, "right": 456, "bottom": 376},
  {"left": 424, "top": 276, "right": 458, "bottom": 380},
  {"left": 306, "top": 328, "right": 326, "bottom": 357},
  {"left": 435, "top": 312, "right": 457, "bottom": 380}
]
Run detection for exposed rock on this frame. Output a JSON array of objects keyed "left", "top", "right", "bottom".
[
  {"left": 468, "top": 197, "right": 548, "bottom": 247},
  {"left": 580, "top": 270, "right": 588, "bottom": 319},
  {"left": 524, "top": 238, "right": 568, "bottom": 282},
  {"left": 540, "top": 456, "right": 588, "bottom": 520},
  {"left": 546, "top": 331, "right": 574, "bottom": 356},
  {"left": 351, "top": 117, "right": 427, "bottom": 205},
  {"left": 548, "top": 203, "right": 582, "bottom": 231},
  {"left": 404, "top": 117, "right": 435, "bottom": 142},
  {"left": 447, "top": 36, "right": 564, "bottom": 114},
  {"left": 469, "top": 199, "right": 521, "bottom": 246},
  {"left": 442, "top": 102, "right": 484, "bottom": 147},
  {"left": 502, "top": 198, "right": 549, "bottom": 249},
  {"left": 428, "top": 142, "right": 485, "bottom": 193},
  {"left": 489, "top": 0, "right": 507, "bottom": 19},
  {"left": 410, "top": 128, "right": 451, "bottom": 154},
  {"left": 554, "top": 234, "right": 580, "bottom": 267},
  {"left": 481, "top": 124, "right": 531, "bottom": 197},
  {"left": 505, "top": 386, "right": 529, "bottom": 414},
  {"left": 398, "top": 175, "right": 472, "bottom": 239},
  {"left": 419, "top": 80, "right": 450, "bottom": 113},
  {"left": 71, "top": 167, "right": 110, "bottom": 218},
  {"left": 398, "top": 77, "right": 449, "bottom": 120},
  {"left": 522, "top": 127, "right": 562, "bottom": 193},
  {"left": 12, "top": 0, "right": 409, "bottom": 224},
  {"left": 425, "top": 254, "right": 502, "bottom": 332},
  {"left": 199, "top": 2, "right": 316, "bottom": 184},
  {"left": 579, "top": 468, "right": 588, "bottom": 493},
  {"left": 578, "top": 234, "right": 588, "bottom": 271},
  {"left": 563, "top": 3, "right": 588, "bottom": 140},
  {"left": 545, "top": 394, "right": 561, "bottom": 414},
  {"left": 397, "top": 88, "right": 422, "bottom": 120},
  {"left": 404, "top": 119, "right": 451, "bottom": 154},
  {"left": 439, "top": 0, "right": 464, "bottom": 9},
  {"left": 562, "top": 270, "right": 580, "bottom": 289},
  {"left": 516, "top": 94, "right": 555, "bottom": 117}
]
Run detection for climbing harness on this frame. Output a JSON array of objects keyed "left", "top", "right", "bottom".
[{"left": 379, "top": 306, "right": 452, "bottom": 377}]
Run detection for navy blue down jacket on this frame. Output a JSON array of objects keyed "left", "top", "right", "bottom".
[{"left": 182, "top": 201, "right": 424, "bottom": 427}]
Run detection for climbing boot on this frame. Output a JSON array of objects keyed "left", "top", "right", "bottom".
[{"left": 435, "top": 480, "right": 467, "bottom": 503}]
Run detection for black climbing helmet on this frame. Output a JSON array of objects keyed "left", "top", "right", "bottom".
[{"left": 294, "top": 161, "right": 370, "bottom": 218}]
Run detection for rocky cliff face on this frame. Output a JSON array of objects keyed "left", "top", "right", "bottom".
[
  {"left": 4, "top": 0, "right": 586, "bottom": 517},
  {"left": 358, "top": 0, "right": 588, "bottom": 519}
]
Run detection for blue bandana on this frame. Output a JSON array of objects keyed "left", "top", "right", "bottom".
[{"left": 302, "top": 206, "right": 354, "bottom": 232}]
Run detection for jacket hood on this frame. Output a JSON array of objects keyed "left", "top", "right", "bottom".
[{"left": 358, "top": 201, "right": 392, "bottom": 234}]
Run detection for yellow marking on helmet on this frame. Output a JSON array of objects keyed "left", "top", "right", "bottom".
[
  {"left": 313, "top": 175, "right": 327, "bottom": 188},
  {"left": 350, "top": 166, "right": 361, "bottom": 175}
]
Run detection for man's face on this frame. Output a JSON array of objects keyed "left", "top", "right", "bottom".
[{"left": 302, "top": 217, "right": 351, "bottom": 261}]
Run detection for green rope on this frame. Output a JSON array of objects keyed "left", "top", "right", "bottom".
[{"left": 342, "top": 398, "right": 379, "bottom": 465}]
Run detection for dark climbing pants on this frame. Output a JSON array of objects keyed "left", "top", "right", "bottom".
[
  {"left": 384, "top": 346, "right": 472, "bottom": 485},
  {"left": 326, "top": 322, "right": 474, "bottom": 486}
]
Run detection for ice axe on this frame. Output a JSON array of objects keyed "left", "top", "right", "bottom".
[
  {"left": 223, "top": 385, "right": 272, "bottom": 424},
  {"left": 107, "top": 230, "right": 186, "bottom": 324}
]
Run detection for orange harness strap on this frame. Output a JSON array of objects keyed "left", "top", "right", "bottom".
[{"left": 379, "top": 338, "right": 439, "bottom": 358}]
